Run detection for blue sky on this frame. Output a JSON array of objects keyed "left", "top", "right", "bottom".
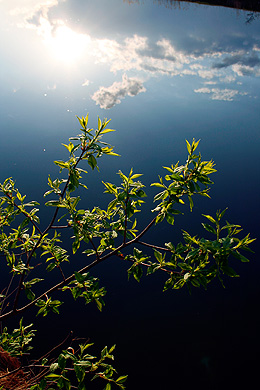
[{"left": 1, "top": 0, "right": 260, "bottom": 113}]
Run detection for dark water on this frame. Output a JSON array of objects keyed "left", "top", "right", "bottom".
[{"left": 0, "top": 1, "right": 260, "bottom": 389}]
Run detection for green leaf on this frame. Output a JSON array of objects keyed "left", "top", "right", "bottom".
[
  {"left": 163, "top": 277, "right": 174, "bottom": 291},
  {"left": 98, "top": 116, "right": 102, "bottom": 131},
  {"left": 153, "top": 249, "right": 163, "bottom": 263},
  {"left": 62, "top": 143, "right": 75, "bottom": 153},
  {"left": 107, "top": 199, "right": 118, "bottom": 213},
  {"left": 221, "top": 265, "right": 239, "bottom": 277},
  {"left": 188, "top": 195, "right": 194, "bottom": 212},
  {"left": 72, "top": 239, "right": 80, "bottom": 254},
  {"left": 155, "top": 213, "right": 165, "bottom": 224},
  {"left": 201, "top": 223, "right": 217, "bottom": 235},
  {"left": 233, "top": 251, "right": 250, "bottom": 262},
  {"left": 166, "top": 213, "right": 175, "bottom": 225},
  {"left": 167, "top": 173, "right": 183, "bottom": 181},
  {"left": 96, "top": 299, "right": 103, "bottom": 311},
  {"left": 202, "top": 214, "right": 216, "bottom": 224},
  {"left": 131, "top": 174, "right": 143, "bottom": 180},
  {"left": 100, "top": 128, "right": 115, "bottom": 134},
  {"left": 150, "top": 182, "right": 165, "bottom": 188},
  {"left": 136, "top": 189, "right": 146, "bottom": 198},
  {"left": 218, "top": 208, "right": 228, "bottom": 220},
  {"left": 25, "top": 288, "right": 35, "bottom": 301},
  {"left": 50, "top": 362, "right": 59, "bottom": 372},
  {"left": 58, "top": 354, "right": 67, "bottom": 370},
  {"left": 154, "top": 191, "right": 167, "bottom": 202},
  {"left": 186, "top": 140, "right": 191, "bottom": 154},
  {"left": 116, "top": 375, "right": 128, "bottom": 384},
  {"left": 45, "top": 200, "right": 65, "bottom": 207},
  {"left": 74, "top": 271, "right": 87, "bottom": 283},
  {"left": 45, "top": 374, "right": 62, "bottom": 379},
  {"left": 54, "top": 160, "right": 70, "bottom": 169},
  {"left": 88, "top": 155, "right": 97, "bottom": 170}
]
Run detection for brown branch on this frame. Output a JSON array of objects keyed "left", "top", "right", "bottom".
[
  {"left": 50, "top": 225, "right": 70, "bottom": 229},
  {"left": 89, "top": 236, "right": 100, "bottom": 260},
  {"left": 33, "top": 331, "right": 73, "bottom": 364},
  {"left": 11, "top": 148, "right": 86, "bottom": 312},
  {"left": 137, "top": 241, "right": 172, "bottom": 252},
  {"left": 0, "top": 215, "right": 159, "bottom": 320},
  {"left": 123, "top": 195, "right": 129, "bottom": 244},
  {"left": 0, "top": 274, "right": 14, "bottom": 316}
]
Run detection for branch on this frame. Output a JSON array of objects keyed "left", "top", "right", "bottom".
[
  {"left": 137, "top": 241, "right": 172, "bottom": 252},
  {"left": 89, "top": 236, "right": 100, "bottom": 261},
  {"left": 50, "top": 225, "right": 70, "bottom": 229},
  {"left": 1, "top": 215, "right": 159, "bottom": 320},
  {"left": 44, "top": 147, "right": 86, "bottom": 233},
  {"left": 123, "top": 195, "right": 129, "bottom": 244},
  {"left": 33, "top": 331, "right": 73, "bottom": 364},
  {"left": 11, "top": 147, "right": 87, "bottom": 312}
]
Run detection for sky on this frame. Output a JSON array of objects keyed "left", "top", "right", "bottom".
[{"left": 1, "top": 0, "right": 260, "bottom": 112}]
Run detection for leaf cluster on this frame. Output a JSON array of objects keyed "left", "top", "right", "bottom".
[
  {"left": 0, "top": 115, "right": 255, "bottom": 390},
  {"left": 0, "top": 319, "right": 35, "bottom": 357},
  {"left": 31, "top": 343, "right": 127, "bottom": 390}
]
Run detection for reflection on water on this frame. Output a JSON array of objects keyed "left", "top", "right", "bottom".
[
  {"left": 0, "top": 0, "right": 259, "bottom": 111},
  {"left": 0, "top": 1, "right": 260, "bottom": 390},
  {"left": 21, "top": 1, "right": 260, "bottom": 109}
]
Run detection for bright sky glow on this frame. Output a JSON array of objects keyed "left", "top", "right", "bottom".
[{"left": 44, "top": 24, "right": 91, "bottom": 64}]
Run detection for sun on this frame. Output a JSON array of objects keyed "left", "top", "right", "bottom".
[{"left": 46, "top": 25, "right": 91, "bottom": 64}]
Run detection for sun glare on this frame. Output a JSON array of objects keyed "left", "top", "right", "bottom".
[{"left": 47, "top": 25, "right": 91, "bottom": 64}]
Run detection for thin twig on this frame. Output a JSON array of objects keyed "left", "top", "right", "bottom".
[
  {"left": 89, "top": 236, "right": 100, "bottom": 260},
  {"left": 50, "top": 225, "right": 70, "bottom": 229},
  {"left": 12, "top": 148, "right": 86, "bottom": 312},
  {"left": 137, "top": 241, "right": 172, "bottom": 252},
  {"left": 123, "top": 195, "right": 129, "bottom": 244},
  {"left": 0, "top": 215, "right": 158, "bottom": 320},
  {"left": 33, "top": 331, "right": 73, "bottom": 364}
]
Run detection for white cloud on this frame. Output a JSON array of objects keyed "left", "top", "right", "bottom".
[
  {"left": 211, "top": 88, "right": 239, "bottom": 101},
  {"left": 194, "top": 87, "right": 239, "bottom": 101},
  {"left": 190, "top": 64, "right": 203, "bottom": 70},
  {"left": 8, "top": 1, "right": 59, "bottom": 23},
  {"left": 93, "top": 35, "right": 192, "bottom": 77},
  {"left": 92, "top": 74, "right": 146, "bottom": 109},
  {"left": 204, "top": 81, "right": 217, "bottom": 85},
  {"left": 232, "top": 64, "right": 260, "bottom": 77},
  {"left": 220, "top": 75, "right": 236, "bottom": 83},
  {"left": 198, "top": 69, "right": 217, "bottom": 79},
  {"left": 82, "top": 79, "right": 90, "bottom": 87},
  {"left": 194, "top": 88, "right": 211, "bottom": 94},
  {"left": 7, "top": 3, "right": 259, "bottom": 98},
  {"left": 181, "top": 69, "right": 197, "bottom": 76}
]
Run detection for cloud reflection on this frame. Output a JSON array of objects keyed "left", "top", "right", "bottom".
[
  {"left": 194, "top": 87, "right": 241, "bottom": 101},
  {"left": 5, "top": 0, "right": 260, "bottom": 107},
  {"left": 92, "top": 74, "right": 146, "bottom": 109}
]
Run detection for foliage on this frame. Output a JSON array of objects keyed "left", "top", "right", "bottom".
[
  {"left": 0, "top": 115, "right": 254, "bottom": 389},
  {"left": 0, "top": 319, "right": 35, "bottom": 357}
]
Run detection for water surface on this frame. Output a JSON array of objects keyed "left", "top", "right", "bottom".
[{"left": 0, "top": 1, "right": 259, "bottom": 389}]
